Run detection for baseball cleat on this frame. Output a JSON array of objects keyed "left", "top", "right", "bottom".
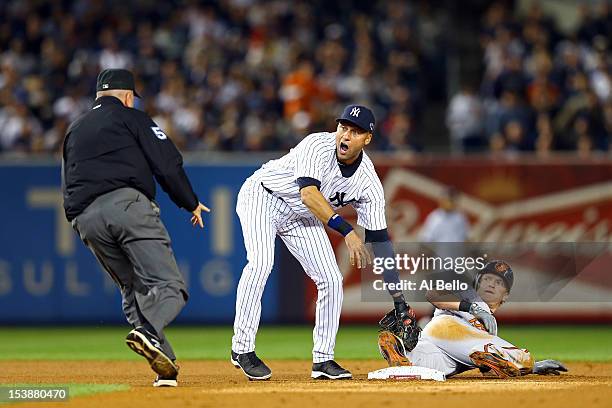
[
  {"left": 126, "top": 327, "right": 179, "bottom": 378},
  {"left": 311, "top": 360, "right": 352, "bottom": 380},
  {"left": 378, "top": 330, "right": 412, "bottom": 367},
  {"left": 469, "top": 345, "right": 521, "bottom": 378},
  {"left": 231, "top": 351, "right": 272, "bottom": 381},
  {"left": 153, "top": 374, "right": 178, "bottom": 387}
]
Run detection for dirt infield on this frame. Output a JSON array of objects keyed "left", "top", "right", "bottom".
[{"left": 3, "top": 360, "right": 611, "bottom": 408}]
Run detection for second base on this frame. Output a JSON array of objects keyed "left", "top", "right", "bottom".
[{"left": 367, "top": 366, "right": 446, "bottom": 382}]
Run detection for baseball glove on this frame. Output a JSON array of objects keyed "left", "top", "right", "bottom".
[{"left": 378, "top": 304, "right": 421, "bottom": 354}]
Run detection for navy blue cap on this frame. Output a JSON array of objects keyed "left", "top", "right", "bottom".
[
  {"left": 336, "top": 104, "right": 375, "bottom": 132},
  {"left": 96, "top": 69, "right": 140, "bottom": 97}
]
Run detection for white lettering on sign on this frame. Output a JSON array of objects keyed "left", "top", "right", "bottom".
[
  {"left": 23, "top": 260, "right": 53, "bottom": 296},
  {"left": 27, "top": 188, "right": 74, "bottom": 256},
  {"left": 200, "top": 259, "right": 233, "bottom": 296},
  {"left": 0, "top": 260, "right": 12, "bottom": 296},
  {"left": 65, "top": 261, "right": 90, "bottom": 296},
  {"left": 212, "top": 187, "right": 233, "bottom": 256}
]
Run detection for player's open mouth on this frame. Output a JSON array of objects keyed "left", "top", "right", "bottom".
[{"left": 339, "top": 142, "right": 349, "bottom": 154}]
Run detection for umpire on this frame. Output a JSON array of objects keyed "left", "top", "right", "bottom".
[{"left": 62, "top": 69, "right": 209, "bottom": 387}]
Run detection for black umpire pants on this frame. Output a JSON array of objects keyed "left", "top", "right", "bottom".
[{"left": 71, "top": 187, "right": 188, "bottom": 360}]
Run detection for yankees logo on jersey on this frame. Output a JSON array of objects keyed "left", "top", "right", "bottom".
[{"left": 328, "top": 192, "right": 357, "bottom": 207}]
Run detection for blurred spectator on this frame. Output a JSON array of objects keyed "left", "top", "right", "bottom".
[
  {"left": 490, "top": 119, "right": 532, "bottom": 154},
  {"left": 380, "top": 109, "right": 419, "bottom": 151},
  {"left": 604, "top": 101, "right": 612, "bottom": 151},
  {"left": 493, "top": 54, "right": 528, "bottom": 98},
  {"left": 0, "top": 0, "right": 608, "bottom": 155},
  {"left": 526, "top": 51, "right": 560, "bottom": 112},
  {"left": 589, "top": 53, "right": 611, "bottom": 103},
  {"left": 0, "top": 0, "right": 444, "bottom": 154},
  {"left": 446, "top": 84, "right": 484, "bottom": 153},
  {"left": 0, "top": 99, "right": 42, "bottom": 152},
  {"left": 419, "top": 186, "right": 469, "bottom": 243},
  {"left": 485, "top": 90, "right": 532, "bottom": 143},
  {"left": 99, "top": 29, "right": 133, "bottom": 71},
  {"left": 534, "top": 113, "right": 555, "bottom": 156},
  {"left": 53, "top": 85, "right": 89, "bottom": 123},
  {"left": 281, "top": 59, "right": 324, "bottom": 128},
  {"left": 41, "top": 117, "right": 68, "bottom": 153},
  {"left": 478, "top": 1, "right": 611, "bottom": 155}
]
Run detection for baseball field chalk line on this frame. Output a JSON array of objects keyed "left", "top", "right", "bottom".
[{"left": 205, "top": 381, "right": 585, "bottom": 394}]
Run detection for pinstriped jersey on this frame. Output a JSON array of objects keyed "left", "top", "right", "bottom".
[{"left": 253, "top": 132, "right": 387, "bottom": 230}]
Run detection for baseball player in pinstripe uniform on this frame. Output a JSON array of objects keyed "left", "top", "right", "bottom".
[{"left": 231, "top": 105, "right": 418, "bottom": 380}]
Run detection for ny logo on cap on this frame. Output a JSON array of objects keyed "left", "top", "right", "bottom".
[
  {"left": 350, "top": 107, "right": 360, "bottom": 117},
  {"left": 102, "top": 84, "right": 109, "bottom": 89}
]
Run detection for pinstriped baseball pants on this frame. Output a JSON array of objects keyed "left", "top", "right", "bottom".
[{"left": 232, "top": 176, "right": 343, "bottom": 363}]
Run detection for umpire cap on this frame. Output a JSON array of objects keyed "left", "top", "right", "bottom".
[
  {"left": 96, "top": 69, "right": 140, "bottom": 97},
  {"left": 474, "top": 260, "right": 514, "bottom": 292}
]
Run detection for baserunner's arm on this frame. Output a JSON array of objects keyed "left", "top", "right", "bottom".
[{"left": 426, "top": 287, "right": 497, "bottom": 335}]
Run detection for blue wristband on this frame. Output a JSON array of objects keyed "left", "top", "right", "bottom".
[{"left": 328, "top": 214, "right": 353, "bottom": 236}]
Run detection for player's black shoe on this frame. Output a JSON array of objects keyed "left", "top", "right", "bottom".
[
  {"left": 311, "top": 360, "right": 352, "bottom": 380},
  {"left": 231, "top": 351, "right": 272, "bottom": 380},
  {"left": 126, "top": 327, "right": 179, "bottom": 378}
]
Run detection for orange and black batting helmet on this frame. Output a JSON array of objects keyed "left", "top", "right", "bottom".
[{"left": 473, "top": 260, "right": 514, "bottom": 292}]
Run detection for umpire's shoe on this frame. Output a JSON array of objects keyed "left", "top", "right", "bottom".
[
  {"left": 231, "top": 351, "right": 272, "bottom": 380},
  {"left": 126, "top": 327, "right": 179, "bottom": 378},
  {"left": 311, "top": 360, "right": 352, "bottom": 380}
]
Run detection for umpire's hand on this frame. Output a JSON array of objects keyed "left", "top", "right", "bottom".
[{"left": 191, "top": 202, "right": 211, "bottom": 228}]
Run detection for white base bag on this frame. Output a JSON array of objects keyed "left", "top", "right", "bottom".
[{"left": 367, "top": 366, "right": 446, "bottom": 381}]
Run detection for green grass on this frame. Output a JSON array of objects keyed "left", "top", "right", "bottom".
[
  {"left": 0, "top": 384, "right": 128, "bottom": 403},
  {"left": 0, "top": 325, "right": 610, "bottom": 362}
]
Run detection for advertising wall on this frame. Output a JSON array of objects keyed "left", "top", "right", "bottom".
[
  {"left": 328, "top": 157, "right": 612, "bottom": 323},
  {"left": 0, "top": 162, "right": 278, "bottom": 324},
  {"left": 0, "top": 156, "right": 610, "bottom": 324}
]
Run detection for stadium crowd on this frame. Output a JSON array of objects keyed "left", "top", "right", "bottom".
[
  {"left": 0, "top": 0, "right": 443, "bottom": 154},
  {"left": 448, "top": 1, "right": 611, "bottom": 155},
  {"left": 0, "top": 0, "right": 609, "bottom": 155}
]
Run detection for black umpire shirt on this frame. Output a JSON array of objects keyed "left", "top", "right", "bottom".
[{"left": 62, "top": 96, "right": 198, "bottom": 221}]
